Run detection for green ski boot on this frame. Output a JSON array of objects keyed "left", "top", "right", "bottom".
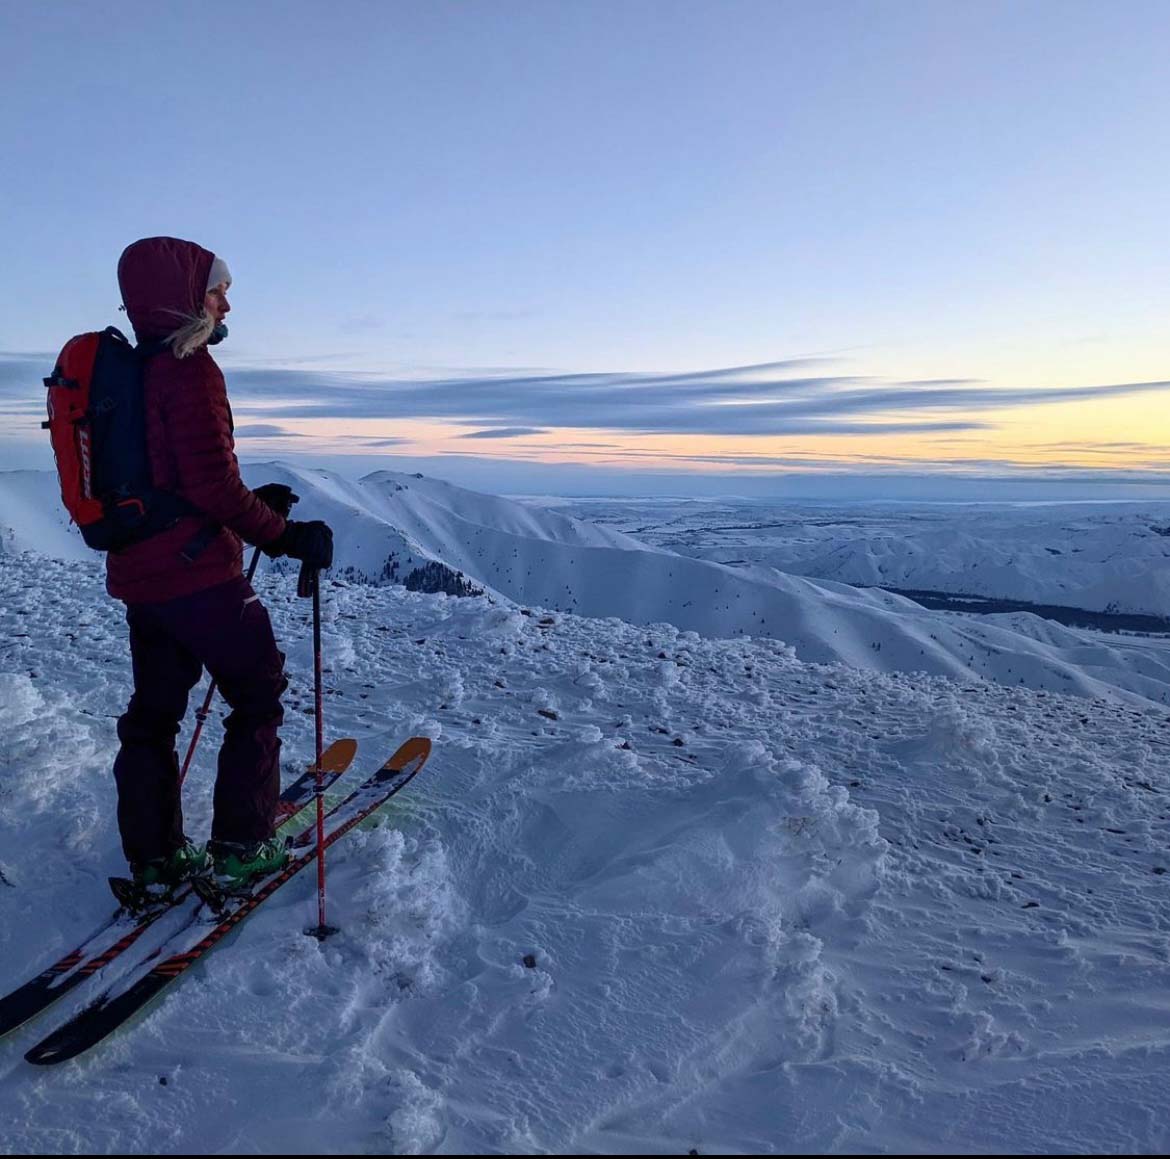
[
  {"left": 127, "top": 839, "right": 211, "bottom": 898},
  {"left": 208, "top": 836, "right": 290, "bottom": 892}
]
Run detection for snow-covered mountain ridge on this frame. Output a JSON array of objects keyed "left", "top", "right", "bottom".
[
  {"left": 6, "top": 465, "right": 1170, "bottom": 707},
  {"left": 6, "top": 465, "right": 1170, "bottom": 706},
  {"left": 1, "top": 550, "right": 1169, "bottom": 1152}
]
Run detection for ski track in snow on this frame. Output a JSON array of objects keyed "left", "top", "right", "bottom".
[{"left": 2, "top": 551, "right": 1170, "bottom": 1153}]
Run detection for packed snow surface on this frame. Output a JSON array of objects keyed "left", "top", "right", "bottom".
[{"left": 2, "top": 548, "right": 1170, "bottom": 1153}]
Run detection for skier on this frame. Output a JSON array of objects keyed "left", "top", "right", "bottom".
[{"left": 109, "top": 236, "right": 333, "bottom": 895}]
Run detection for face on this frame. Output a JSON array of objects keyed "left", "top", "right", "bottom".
[{"left": 204, "top": 282, "right": 231, "bottom": 324}]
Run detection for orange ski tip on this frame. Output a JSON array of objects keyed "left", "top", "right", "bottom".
[
  {"left": 386, "top": 736, "right": 432, "bottom": 772},
  {"left": 308, "top": 737, "right": 358, "bottom": 775}
]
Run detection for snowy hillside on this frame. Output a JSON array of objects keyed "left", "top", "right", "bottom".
[
  {"left": 541, "top": 497, "right": 1170, "bottom": 619},
  {"left": 0, "top": 471, "right": 92, "bottom": 563},
  {"left": 7, "top": 466, "right": 1170, "bottom": 707},
  {"left": 2, "top": 551, "right": 1170, "bottom": 1153}
]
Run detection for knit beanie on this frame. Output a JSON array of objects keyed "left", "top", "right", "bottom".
[{"left": 206, "top": 255, "right": 231, "bottom": 292}]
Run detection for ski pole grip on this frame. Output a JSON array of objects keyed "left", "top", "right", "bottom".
[{"left": 297, "top": 561, "right": 319, "bottom": 600}]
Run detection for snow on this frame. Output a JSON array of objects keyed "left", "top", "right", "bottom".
[
  {"left": 8, "top": 465, "right": 1170, "bottom": 708},
  {"left": 2, "top": 535, "right": 1170, "bottom": 1152},
  {"left": 539, "top": 496, "right": 1170, "bottom": 619},
  {"left": 0, "top": 472, "right": 92, "bottom": 564}
]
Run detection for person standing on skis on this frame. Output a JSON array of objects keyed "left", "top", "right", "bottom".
[{"left": 111, "top": 236, "right": 332, "bottom": 895}]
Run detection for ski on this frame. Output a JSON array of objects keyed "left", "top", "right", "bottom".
[
  {"left": 0, "top": 738, "right": 357, "bottom": 1042},
  {"left": 25, "top": 737, "right": 430, "bottom": 1066}
]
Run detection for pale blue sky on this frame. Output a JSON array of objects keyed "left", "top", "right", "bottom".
[{"left": 2, "top": 0, "right": 1169, "bottom": 495}]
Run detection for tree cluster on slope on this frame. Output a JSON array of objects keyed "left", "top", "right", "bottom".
[{"left": 402, "top": 560, "right": 484, "bottom": 598}]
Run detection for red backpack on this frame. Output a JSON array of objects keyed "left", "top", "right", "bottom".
[{"left": 43, "top": 327, "right": 192, "bottom": 550}]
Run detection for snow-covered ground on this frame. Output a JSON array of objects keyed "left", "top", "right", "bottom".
[
  {"left": 2, "top": 545, "right": 1170, "bottom": 1153},
  {"left": 7, "top": 467, "right": 1170, "bottom": 708},
  {"left": 533, "top": 496, "right": 1170, "bottom": 619}
]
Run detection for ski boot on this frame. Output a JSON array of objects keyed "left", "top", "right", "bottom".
[
  {"left": 111, "top": 839, "right": 211, "bottom": 912},
  {"left": 207, "top": 836, "right": 290, "bottom": 894}
]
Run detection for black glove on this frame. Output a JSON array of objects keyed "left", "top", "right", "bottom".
[
  {"left": 253, "top": 482, "right": 300, "bottom": 518},
  {"left": 263, "top": 520, "right": 334, "bottom": 569}
]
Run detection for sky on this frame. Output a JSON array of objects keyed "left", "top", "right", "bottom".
[{"left": 2, "top": 0, "right": 1169, "bottom": 497}]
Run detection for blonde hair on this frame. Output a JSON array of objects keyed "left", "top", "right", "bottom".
[{"left": 166, "top": 310, "right": 217, "bottom": 359}]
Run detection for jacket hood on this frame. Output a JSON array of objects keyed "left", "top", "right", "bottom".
[{"left": 117, "top": 237, "right": 216, "bottom": 344}]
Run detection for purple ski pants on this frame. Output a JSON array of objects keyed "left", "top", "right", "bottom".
[{"left": 112, "top": 576, "right": 288, "bottom": 865}]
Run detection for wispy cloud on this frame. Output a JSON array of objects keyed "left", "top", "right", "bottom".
[
  {"left": 1016, "top": 440, "right": 1170, "bottom": 453},
  {"left": 337, "top": 314, "right": 384, "bottom": 334},
  {"left": 0, "top": 355, "right": 48, "bottom": 415},
  {"left": 3, "top": 350, "right": 1168, "bottom": 444},
  {"left": 221, "top": 352, "right": 362, "bottom": 367},
  {"left": 213, "top": 359, "right": 1170, "bottom": 438},
  {"left": 556, "top": 441, "right": 626, "bottom": 449},
  {"left": 234, "top": 424, "right": 304, "bottom": 439},
  {"left": 0, "top": 351, "right": 53, "bottom": 363},
  {"left": 451, "top": 309, "right": 538, "bottom": 323},
  {"left": 458, "top": 427, "right": 547, "bottom": 439}
]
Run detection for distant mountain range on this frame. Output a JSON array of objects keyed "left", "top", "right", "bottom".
[
  {"left": 549, "top": 497, "right": 1170, "bottom": 618},
  {"left": 4, "top": 463, "right": 1170, "bottom": 706}
]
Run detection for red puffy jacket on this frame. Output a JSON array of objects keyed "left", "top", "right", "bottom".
[{"left": 105, "top": 237, "right": 285, "bottom": 603}]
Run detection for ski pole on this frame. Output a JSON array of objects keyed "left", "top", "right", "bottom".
[
  {"left": 300, "top": 561, "right": 335, "bottom": 940},
  {"left": 178, "top": 543, "right": 264, "bottom": 787}
]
